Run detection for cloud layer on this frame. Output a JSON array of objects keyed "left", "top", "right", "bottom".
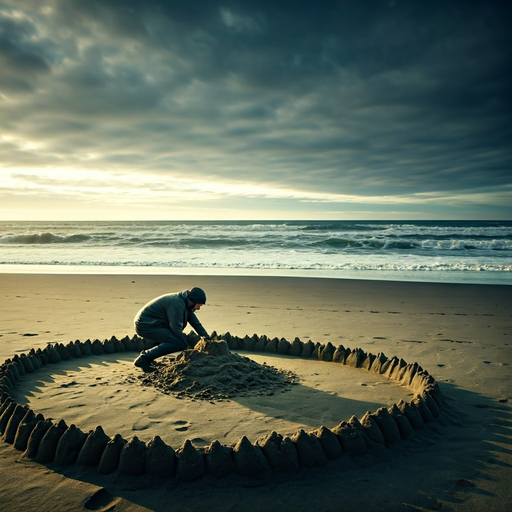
[{"left": 1, "top": 0, "right": 511, "bottom": 219}]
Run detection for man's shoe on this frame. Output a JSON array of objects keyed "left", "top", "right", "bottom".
[{"left": 134, "top": 354, "right": 154, "bottom": 373}]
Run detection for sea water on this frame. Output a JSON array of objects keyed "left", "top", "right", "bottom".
[{"left": 0, "top": 220, "right": 510, "bottom": 285}]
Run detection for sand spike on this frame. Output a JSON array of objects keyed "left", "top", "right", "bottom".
[
  {"left": 118, "top": 436, "right": 146, "bottom": 475},
  {"left": 3, "top": 404, "right": 27, "bottom": 444},
  {"left": 204, "top": 439, "right": 234, "bottom": 477},
  {"left": 311, "top": 342, "right": 323, "bottom": 359},
  {"left": 289, "top": 338, "right": 303, "bottom": 356},
  {"left": 332, "top": 345, "right": 346, "bottom": 363},
  {"left": 102, "top": 339, "right": 116, "bottom": 354},
  {"left": 331, "top": 421, "right": 367, "bottom": 455},
  {"left": 28, "top": 350, "right": 42, "bottom": 369},
  {"left": 176, "top": 439, "right": 206, "bottom": 482},
  {"left": 291, "top": 429, "right": 329, "bottom": 467},
  {"left": 320, "top": 342, "right": 336, "bottom": 362},
  {"left": 362, "top": 352, "right": 376, "bottom": 371},
  {"left": 90, "top": 339, "right": 105, "bottom": 355},
  {"left": 56, "top": 343, "right": 72, "bottom": 361},
  {"left": 411, "top": 395, "right": 434, "bottom": 423},
  {"left": 300, "top": 340, "right": 314, "bottom": 357},
  {"left": 20, "top": 354, "right": 35, "bottom": 373},
  {"left": 372, "top": 407, "right": 401, "bottom": 443},
  {"left": 345, "top": 347, "right": 365, "bottom": 368},
  {"left": 397, "top": 400, "right": 424, "bottom": 430},
  {"left": 309, "top": 425, "right": 342, "bottom": 460},
  {"left": 34, "top": 419, "right": 68, "bottom": 463},
  {"left": 35, "top": 348, "right": 48, "bottom": 366},
  {"left": 98, "top": 434, "right": 126, "bottom": 474},
  {"left": 79, "top": 340, "right": 93, "bottom": 356},
  {"left": 382, "top": 356, "right": 399, "bottom": 377},
  {"left": 389, "top": 404, "right": 415, "bottom": 439},
  {"left": 252, "top": 335, "right": 265, "bottom": 352},
  {"left": 242, "top": 335, "right": 256, "bottom": 351},
  {"left": 68, "top": 341, "right": 82, "bottom": 358},
  {"left": 6, "top": 364, "right": 19, "bottom": 384},
  {"left": 23, "top": 419, "right": 52, "bottom": 458},
  {"left": 0, "top": 401, "right": 16, "bottom": 434},
  {"left": 256, "top": 431, "right": 299, "bottom": 471},
  {"left": 265, "top": 337, "right": 279, "bottom": 353},
  {"left": 420, "top": 390, "right": 440, "bottom": 417},
  {"left": 13, "top": 356, "right": 27, "bottom": 376},
  {"left": 54, "top": 424, "right": 87, "bottom": 466},
  {"left": 277, "top": 338, "right": 291, "bottom": 355},
  {"left": 233, "top": 435, "right": 270, "bottom": 476},
  {"left": 370, "top": 352, "right": 388, "bottom": 374},
  {"left": 76, "top": 425, "right": 110, "bottom": 466},
  {"left": 114, "top": 338, "right": 126, "bottom": 352},
  {"left": 145, "top": 436, "right": 176, "bottom": 477},
  {"left": 122, "top": 337, "right": 136, "bottom": 351},
  {"left": 360, "top": 411, "right": 385, "bottom": 444},
  {"left": 388, "top": 357, "right": 407, "bottom": 380},
  {"left": 13, "top": 409, "right": 41, "bottom": 452}
]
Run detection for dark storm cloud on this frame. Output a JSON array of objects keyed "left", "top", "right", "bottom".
[
  {"left": 1, "top": 0, "right": 511, "bottom": 212},
  {"left": 0, "top": 10, "right": 51, "bottom": 91}
]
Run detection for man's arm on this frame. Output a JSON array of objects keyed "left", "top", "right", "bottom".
[{"left": 189, "top": 311, "right": 209, "bottom": 338}]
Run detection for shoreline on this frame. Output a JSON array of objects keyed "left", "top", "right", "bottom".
[
  {"left": 1, "top": 264, "right": 510, "bottom": 286},
  {"left": 1, "top": 273, "right": 511, "bottom": 511}
]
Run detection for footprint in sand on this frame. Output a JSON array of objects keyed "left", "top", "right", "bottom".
[
  {"left": 59, "top": 380, "right": 79, "bottom": 388},
  {"left": 132, "top": 418, "right": 161, "bottom": 431},
  {"left": 173, "top": 420, "right": 191, "bottom": 432},
  {"left": 191, "top": 437, "right": 208, "bottom": 446},
  {"left": 83, "top": 487, "right": 120, "bottom": 511}
]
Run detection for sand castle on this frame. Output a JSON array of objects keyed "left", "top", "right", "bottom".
[{"left": 0, "top": 333, "right": 446, "bottom": 483}]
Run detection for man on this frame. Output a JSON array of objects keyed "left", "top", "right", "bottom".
[{"left": 133, "top": 287, "right": 209, "bottom": 372}]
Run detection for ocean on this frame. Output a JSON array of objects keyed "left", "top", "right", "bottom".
[{"left": 0, "top": 220, "right": 510, "bottom": 285}]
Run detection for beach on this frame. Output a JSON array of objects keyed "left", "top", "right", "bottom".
[{"left": 0, "top": 273, "right": 511, "bottom": 511}]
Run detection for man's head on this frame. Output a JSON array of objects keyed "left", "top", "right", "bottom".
[{"left": 188, "top": 287, "right": 206, "bottom": 310}]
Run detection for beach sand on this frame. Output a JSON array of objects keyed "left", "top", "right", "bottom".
[{"left": 0, "top": 273, "right": 511, "bottom": 511}]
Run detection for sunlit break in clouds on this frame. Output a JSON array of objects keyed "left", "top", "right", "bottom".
[{"left": 1, "top": 0, "right": 511, "bottom": 220}]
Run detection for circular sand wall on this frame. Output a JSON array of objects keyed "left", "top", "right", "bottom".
[{"left": 0, "top": 332, "right": 446, "bottom": 483}]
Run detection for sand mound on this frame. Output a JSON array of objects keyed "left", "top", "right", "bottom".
[{"left": 135, "top": 339, "right": 299, "bottom": 401}]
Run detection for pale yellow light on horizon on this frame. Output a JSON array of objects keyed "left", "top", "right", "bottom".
[{"left": 1, "top": 166, "right": 509, "bottom": 221}]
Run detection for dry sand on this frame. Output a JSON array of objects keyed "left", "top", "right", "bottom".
[{"left": 0, "top": 273, "right": 511, "bottom": 511}]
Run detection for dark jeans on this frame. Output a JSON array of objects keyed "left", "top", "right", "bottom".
[{"left": 135, "top": 323, "right": 188, "bottom": 360}]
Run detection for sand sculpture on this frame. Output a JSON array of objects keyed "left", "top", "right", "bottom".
[
  {"left": 0, "top": 332, "right": 446, "bottom": 483},
  {"left": 136, "top": 337, "right": 299, "bottom": 400}
]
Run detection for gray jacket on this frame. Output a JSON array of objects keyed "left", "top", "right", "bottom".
[{"left": 134, "top": 290, "right": 208, "bottom": 345}]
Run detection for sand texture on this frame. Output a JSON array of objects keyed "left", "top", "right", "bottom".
[{"left": 0, "top": 273, "right": 511, "bottom": 511}]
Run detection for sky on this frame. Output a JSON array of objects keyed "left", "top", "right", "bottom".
[{"left": 0, "top": 0, "right": 511, "bottom": 221}]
